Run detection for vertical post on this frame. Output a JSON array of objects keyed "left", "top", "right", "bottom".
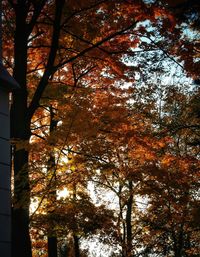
[
  {"left": 0, "top": 3, "right": 13, "bottom": 256},
  {"left": 0, "top": 70, "right": 12, "bottom": 257},
  {"left": 0, "top": 0, "right": 2, "bottom": 62},
  {"left": 0, "top": 0, "right": 11, "bottom": 248},
  {"left": 0, "top": 87, "right": 11, "bottom": 257}
]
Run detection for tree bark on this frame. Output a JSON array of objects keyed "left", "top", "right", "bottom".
[
  {"left": 73, "top": 234, "right": 80, "bottom": 257},
  {"left": 10, "top": 1, "right": 65, "bottom": 256},
  {"left": 174, "top": 225, "right": 184, "bottom": 257},
  {"left": 48, "top": 236, "right": 58, "bottom": 257},
  {"left": 11, "top": 3, "right": 32, "bottom": 257},
  {"left": 47, "top": 106, "right": 58, "bottom": 257},
  {"left": 125, "top": 180, "right": 133, "bottom": 257}
]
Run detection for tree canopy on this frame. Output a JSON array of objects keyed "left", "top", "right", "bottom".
[{"left": 1, "top": 0, "right": 200, "bottom": 256}]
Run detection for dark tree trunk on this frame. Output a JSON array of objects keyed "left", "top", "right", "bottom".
[
  {"left": 117, "top": 185, "right": 126, "bottom": 257},
  {"left": 11, "top": 4, "right": 32, "bottom": 257},
  {"left": 10, "top": 1, "right": 65, "bottom": 256},
  {"left": 73, "top": 234, "right": 80, "bottom": 257},
  {"left": 48, "top": 236, "right": 58, "bottom": 257},
  {"left": 47, "top": 106, "right": 58, "bottom": 257},
  {"left": 125, "top": 180, "right": 133, "bottom": 257},
  {"left": 174, "top": 225, "right": 184, "bottom": 257},
  {"left": 71, "top": 185, "right": 80, "bottom": 257}
]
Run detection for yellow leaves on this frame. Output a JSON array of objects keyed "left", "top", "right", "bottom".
[
  {"left": 63, "top": 34, "right": 74, "bottom": 46},
  {"left": 129, "top": 145, "right": 156, "bottom": 163},
  {"left": 92, "top": 36, "right": 102, "bottom": 44},
  {"left": 161, "top": 154, "right": 176, "bottom": 167},
  {"left": 161, "top": 154, "right": 197, "bottom": 178}
]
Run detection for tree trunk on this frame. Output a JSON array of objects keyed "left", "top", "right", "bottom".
[
  {"left": 47, "top": 106, "right": 58, "bottom": 257},
  {"left": 10, "top": 1, "right": 65, "bottom": 257},
  {"left": 72, "top": 185, "right": 80, "bottom": 257},
  {"left": 73, "top": 234, "right": 80, "bottom": 257},
  {"left": 48, "top": 236, "right": 58, "bottom": 257},
  {"left": 174, "top": 225, "right": 184, "bottom": 257},
  {"left": 11, "top": 4, "right": 32, "bottom": 257},
  {"left": 125, "top": 180, "right": 133, "bottom": 257}
]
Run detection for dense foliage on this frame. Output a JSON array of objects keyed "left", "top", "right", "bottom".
[{"left": 2, "top": 0, "right": 200, "bottom": 256}]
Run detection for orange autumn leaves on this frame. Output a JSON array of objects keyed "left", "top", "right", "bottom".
[{"left": 27, "top": 72, "right": 200, "bottom": 256}]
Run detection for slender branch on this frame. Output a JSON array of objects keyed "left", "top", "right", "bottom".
[
  {"left": 54, "top": 21, "right": 138, "bottom": 71},
  {"left": 61, "top": 0, "right": 110, "bottom": 28},
  {"left": 31, "top": 124, "right": 49, "bottom": 130},
  {"left": 28, "top": 31, "right": 44, "bottom": 43},
  {"left": 27, "top": 61, "right": 44, "bottom": 74},
  {"left": 134, "top": 32, "right": 184, "bottom": 69},
  {"left": 30, "top": 96, "right": 83, "bottom": 220},
  {"left": 27, "top": 0, "right": 47, "bottom": 34},
  {"left": 61, "top": 147, "right": 109, "bottom": 164},
  {"left": 27, "top": 0, "right": 65, "bottom": 120},
  {"left": 31, "top": 133, "right": 46, "bottom": 140}
]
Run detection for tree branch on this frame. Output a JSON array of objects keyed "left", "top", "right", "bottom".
[
  {"left": 27, "top": 0, "right": 65, "bottom": 120},
  {"left": 54, "top": 21, "right": 138, "bottom": 71}
]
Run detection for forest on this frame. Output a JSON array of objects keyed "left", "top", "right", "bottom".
[{"left": 2, "top": 0, "right": 200, "bottom": 256}]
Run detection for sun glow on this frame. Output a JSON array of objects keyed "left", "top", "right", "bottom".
[{"left": 57, "top": 188, "right": 70, "bottom": 199}]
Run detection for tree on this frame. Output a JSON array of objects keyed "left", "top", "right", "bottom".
[
  {"left": 2, "top": 1, "right": 191, "bottom": 256},
  {"left": 139, "top": 152, "right": 200, "bottom": 256},
  {"left": 3, "top": 1, "right": 145, "bottom": 256},
  {"left": 153, "top": 0, "right": 200, "bottom": 81},
  {"left": 131, "top": 84, "right": 200, "bottom": 257},
  {"left": 54, "top": 81, "right": 169, "bottom": 256}
]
